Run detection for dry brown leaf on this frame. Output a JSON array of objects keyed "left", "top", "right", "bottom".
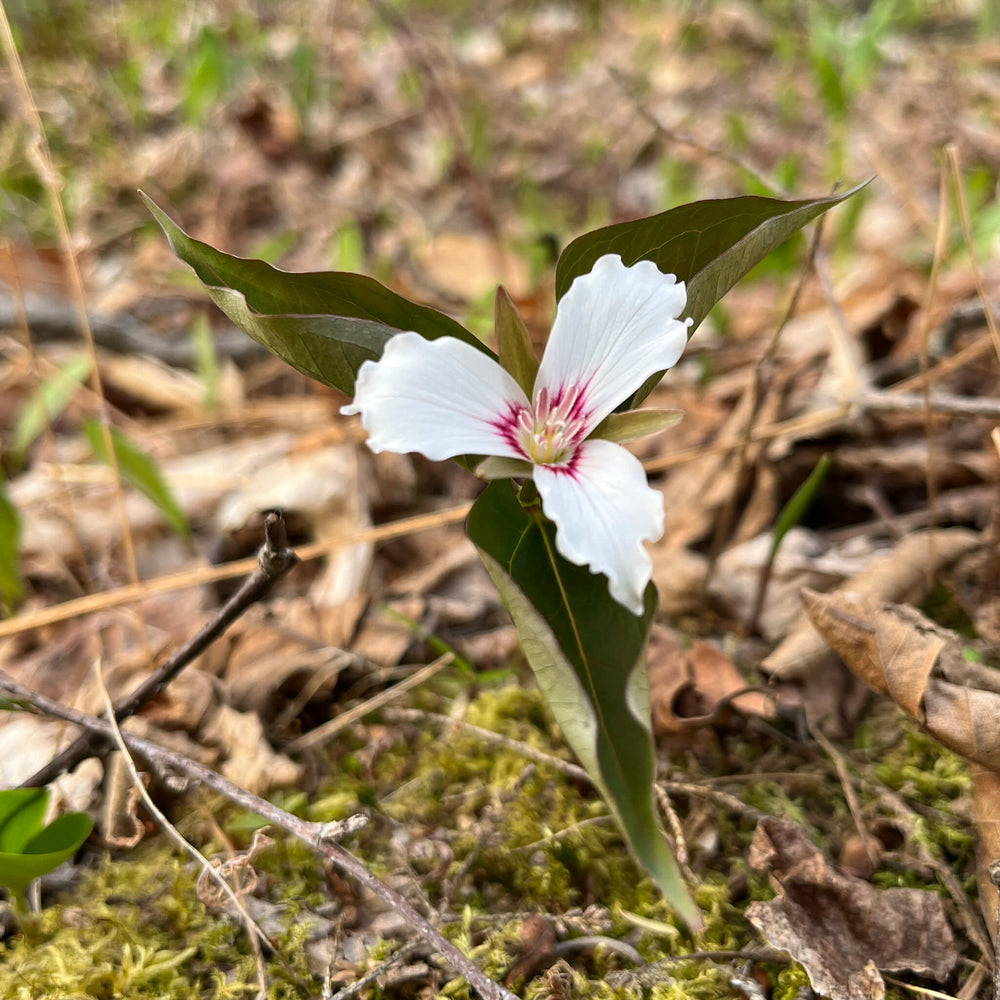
[
  {"left": 801, "top": 589, "right": 1000, "bottom": 938},
  {"left": 647, "top": 627, "right": 773, "bottom": 736},
  {"left": 800, "top": 589, "right": 1000, "bottom": 770},
  {"left": 649, "top": 544, "right": 709, "bottom": 617},
  {"left": 414, "top": 232, "right": 529, "bottom": 299},
  {"left": 762, "top": 529, "right": 981, "bottom": 681},
  {"left": 746, "top": 817, "right": 958, "bottom": 1000},
  {"left": 972, "top": 766, "right": 1000, "bottom": 939}
]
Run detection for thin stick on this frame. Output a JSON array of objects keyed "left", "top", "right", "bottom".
[
  {"left": 0, "top": 671, "right": 517, "bottom": 1000},
  {"left": 947, "top": 144, "right": 1000, "bottom": 366},
  {"left": 707, "top": 217, "right": 825, "bottom": 590},
  {"left": 381, "top": 706, "right": 591, "bottom": 784},
  {"left": 915, "top": 162, "right": 951, "bottom": 586},
  {"left": 22, "top": 511, "right": 298, "bottom": 788},
  {"left": 610, "top": 67, "right": 784, "bottom": 195}
]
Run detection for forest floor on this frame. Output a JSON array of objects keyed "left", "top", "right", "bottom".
[{"left": 1, "top": 2, "right": 999, "bottom": 998}]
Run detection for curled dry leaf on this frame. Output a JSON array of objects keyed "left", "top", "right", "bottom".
[
  {"left": 801, "top": 586, "right": 1000, "bottom": 939},
  {"left": 800, "top": 589, "right": 1000, "bottom": 770},
  {"left": 746, "top": 817, "right": 958, "bottom": 1000},
  {"left": 762, "top": 529, "right": 980, "bottom": 681},
  {"left": 647, "top": 627, "right": 773, "bottom": 736}
]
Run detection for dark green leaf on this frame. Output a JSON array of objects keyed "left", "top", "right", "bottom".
[
  {"left": 142, "top": 194, "right": 488, "bottom": 396},
  {"left": 555, "top": 182, "right": 870, "bottom": 405},
  {"left": 84, "top": 420, "right": 190, "bottom": 538},
  {"left": 467, "top": 482, "right": 699, "bottom": 928}
]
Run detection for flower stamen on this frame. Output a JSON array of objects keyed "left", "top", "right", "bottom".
[{"left": 517, "top": 385, "right": 589, "bottom": 466}]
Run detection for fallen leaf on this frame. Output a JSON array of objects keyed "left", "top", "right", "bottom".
[
  {"left": 746, "top": 817, "right": 958, "bottom": 1000},
  {"left": 800, "top": 589, "right": 1000, "bottom": 770},
  {"left": 762, "top": 529, "right": 981, "bottom": 681},
  {"left": 799, "top": 589, "right": 1000, "bottom": 937},
  {"left": 647, "top": 627, "right": 773, "bottom": 736}
]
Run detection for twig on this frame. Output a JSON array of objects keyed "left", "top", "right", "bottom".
[
  {"left": 658, "top": 780, "right": 765, "bottom": 823},
  {"left": 284, "top": 654, "right": 454, "bottom": 754},
  {"left": 609, "top": 67, "right": 785, "bottom": 195},
  {"left": 948, "top": 144, "right": 1000, "bottom": 367},
  {"left": 0, "top": 290, "right": 267, "bottom": 367},
  {"left": 21, "top": 511, "right": 298, "bottom": 788},
  {"left": 916, "top": 160, "right": 951, "bottom": 587},
  {"left": 656, "top": 784, "right": 694, "bottom": 883},
  {"left": 91, "top": 659, "right": 273, "bottom": 998},
  {"left": 706, "top": 213, "right": 826, "bottom": 590},
  {"left": 328, "top": 941, "right": 424, "bottom": 1000},
  {"left": 860, "top": 389, "right": 1000, "bottom": 419},
  {"left": 0, "top": 670, "right": 518, "bottom": 1000},
  {"left": 809, "top": 724, "right": 877, "bottom": 876}
]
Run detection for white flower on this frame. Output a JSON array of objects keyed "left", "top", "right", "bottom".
[{"left": 341, "top": 254, "right": 691, "bottom": 614}]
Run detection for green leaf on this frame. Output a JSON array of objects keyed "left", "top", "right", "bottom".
[
  {"left": 0, "top": 470, "right": 22, "bottom": 613},
  {"left": 189, "top": 311, "right": 220, "bottom": 410},
  {"left": 467, "top": 482, "right": 700, "bottom": 928},
  {"left": 555, "top": 182, "right": 871, "bottom": 405},
  {"left": 83, "top": 420, "right": 190, "bottom": 538},
  {"left": 770, "top": 453, "right": 832, "bottom": 559},
  {"left": 142, "top": 194, "right": 488, "bottom": 396},
  {"left": 0, "top": 788, "right": 49, "bottom": 854},
  {"left": 13, "top": 353, "right": 91, "bottom": 459},
  {"left": 494, "top": 286, "right": 538, "bottom": 397},
  {"left": 0, "top": 790, "right": 92, "bottom": 901}
]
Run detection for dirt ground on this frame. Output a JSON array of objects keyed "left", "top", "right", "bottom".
[{"left": 1, "top": 2, "right": 999, "bottom": 998}]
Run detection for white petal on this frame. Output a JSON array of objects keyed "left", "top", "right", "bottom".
[
  {"left": 534, "top": 439, "right": 663, "bottom": 615},
  {"left": 536, "top": 254, "right": 692, "bottom": 431},
  {"left": 341, "top": 332, "right": 528, "bottom": 460}
]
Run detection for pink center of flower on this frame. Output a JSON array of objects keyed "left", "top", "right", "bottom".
[{"left": 515, "top": 385, "right": 590, "bottom": 466}]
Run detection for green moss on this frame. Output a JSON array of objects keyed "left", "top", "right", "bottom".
[
  {"left": 2, "top": 681, "right": 981, "bottom": 999},
  {"left": 772, "top": 963, "right": 811, "bottom": 1000}
]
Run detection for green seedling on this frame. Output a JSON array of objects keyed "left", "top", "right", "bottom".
[
  {"left": 0, "top": 469, "right": 22, "bottom": 614},
  {"left": 747, "top": 453, "right": 832, "bottom": 634},
  {"left": 0, "top": 788, "right": 92, "bottom": 911},
  {"left": 83, "top": 419, "right": 190, "bottom": 538},
  {"left": 188, "top": 311, "right": 220, "bottom": 411},
  {"left": 12, "top": 352, "right": 91, "bottom": 462}
]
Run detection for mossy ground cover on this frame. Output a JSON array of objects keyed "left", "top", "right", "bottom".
[{"left": 0, "top": 679, "right": 977, "bottom": 999}]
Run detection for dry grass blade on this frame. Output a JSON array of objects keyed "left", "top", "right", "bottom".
[
  {"left": 285, "top": 653, "right": 454, "bottom": 753},
  {"left": 0, "top": 503, "right": 472, "bottom": 639},
  {"left": 0, "top": 2, "right": 149, "bottom": 662},
  {"left": 90, "top": 659, "right": 275, "bottom": 997}
]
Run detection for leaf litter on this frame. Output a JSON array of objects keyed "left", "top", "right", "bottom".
[{"left": 1, "top": 2, "right": 999, "bottom": 998}]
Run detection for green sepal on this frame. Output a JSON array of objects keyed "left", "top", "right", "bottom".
[
  {"left": 590, "top": 408, "right": 684, "bottom": 443},
  {"left": 476, "top": 456, "right": 534, "bottom": 480},
  {"left": 494, "top": 286, "right": 538, "bottom": 398}
]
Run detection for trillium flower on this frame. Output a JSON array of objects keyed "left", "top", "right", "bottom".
[{"left": 341, "top": 254, "right": 692, "bottom": 615}]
